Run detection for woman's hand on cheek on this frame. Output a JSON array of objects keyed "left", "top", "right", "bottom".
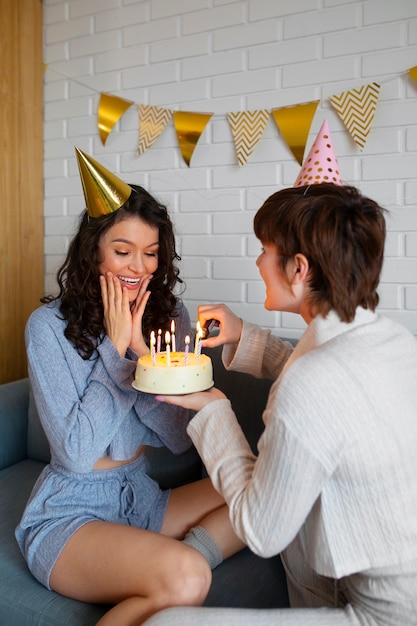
[
  {"left": 155, "top": 387, "right": 226, "bottom": 412},
  {"left": 100, "top": 272, "right": 133, "bottom": 357},
  {"left": 130, "top": 274, "right": 153, "bottom": 356}
]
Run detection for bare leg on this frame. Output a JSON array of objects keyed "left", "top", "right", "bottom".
[
  {"left": 50, "top": 521, "right": 211, "bottom": 626},
  {"left": 50, "top": 479, "right": 243, "bottom": 626},
  {"left": 162, "top": 477, "right": 245, "bottom": 559}
]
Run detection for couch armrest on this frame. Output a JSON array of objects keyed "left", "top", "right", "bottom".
[{"left": 0, "top": 378, "right": 29, "bottom": 469}]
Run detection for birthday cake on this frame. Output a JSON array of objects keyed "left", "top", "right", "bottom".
[{"left": 132, "top": 351, "right": 214, "bottom": 395}]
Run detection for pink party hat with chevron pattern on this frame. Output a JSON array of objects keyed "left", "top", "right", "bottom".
[{"left": 294, "top": 119, "right": 343, "bottom": 187}]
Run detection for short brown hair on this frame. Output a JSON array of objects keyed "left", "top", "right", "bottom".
[{"left": 254, "top": 183, "right": 386, "bottom": 322}]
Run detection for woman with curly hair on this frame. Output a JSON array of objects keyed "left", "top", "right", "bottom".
[{"left": 16, "top": 152, "right": 243, "bottom": 626}]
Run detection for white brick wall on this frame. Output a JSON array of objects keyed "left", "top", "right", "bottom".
[{"left": 43, "top": 0, "right": 417, "bottom": 338}]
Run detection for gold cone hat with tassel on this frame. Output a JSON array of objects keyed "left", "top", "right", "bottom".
[{"left": 75, "top": 147, "right": 132, "bottom": 218}]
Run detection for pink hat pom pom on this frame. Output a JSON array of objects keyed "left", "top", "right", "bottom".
[{"left": 294, "top": 119, "right": 343, "bottom": 187}]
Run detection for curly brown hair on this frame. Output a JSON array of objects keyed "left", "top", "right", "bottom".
[
  {"left": 254, "top": 183, "right": 386, "bottom": 323},
  {"left": 42, "top": 185, "right": 183, "bottom": 359}
]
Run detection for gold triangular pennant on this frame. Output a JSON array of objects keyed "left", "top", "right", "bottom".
[
  {"left": 138, "top": 104, "right": 173, "bottom": 155},
  {"left": 408, "top": 65, "right": 417, "bottom": 84},
  {"left": 227, "top": 110, "right": 270, "bottom": 166},
  {"left": 272, "top": 101, "right": 319, "bottom": 165},
  {"left": 98, "top": 93, "right": 134, "bottom": 145},
  {"left": 173, "top": 111, "right": 213, "bottom": 166},
  {"left": 329, "top": 83, "right": 380, "bottom": 151}
]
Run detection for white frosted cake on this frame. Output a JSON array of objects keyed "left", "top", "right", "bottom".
[{"left": 133, "top": 351, "right": 213, "bottom": 395}]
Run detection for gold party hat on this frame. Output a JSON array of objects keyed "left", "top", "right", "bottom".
[{"left": 75, "top": 147, "right": 132, "bottom": 218}]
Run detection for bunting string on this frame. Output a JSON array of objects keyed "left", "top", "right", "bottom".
[{"left": 43, "top": 64, "right": 417, "bottom": 167}]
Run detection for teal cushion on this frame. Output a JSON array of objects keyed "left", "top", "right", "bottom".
[
  {"left": 145, "top": 444, "right": 203, "bottom": 489},
  {"left": 0, "top": 459, "right": 108, "bottom": 625},
  {"left": 27, "top": 383, "right": 51, "bottom": 463},
  {"left": 0, "top": 379, "right": 28, "bottom": 470}
]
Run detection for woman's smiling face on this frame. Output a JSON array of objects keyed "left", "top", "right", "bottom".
[{"left": 98, "top": 216, "right": 159, "bottom": 302}]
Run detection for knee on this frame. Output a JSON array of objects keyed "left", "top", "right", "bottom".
[{"left": 163, "top": 549, "right": 212, "bottom": 607}]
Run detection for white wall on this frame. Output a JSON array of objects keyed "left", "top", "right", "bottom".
[{"left": 43, "top": 0, "right": 417, "bottom": 338}]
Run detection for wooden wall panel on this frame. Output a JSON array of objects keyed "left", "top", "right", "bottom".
[{"left": 0, "top": 0, "right": 43, "bottom": 383}]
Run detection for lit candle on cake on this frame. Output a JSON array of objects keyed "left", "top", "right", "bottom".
[
  {"left": 171, "top": 320, "right": 176, "bottom": 353},
  {"left": 194, "top": 321, "right": 201, "bottom": 355},
  {"left": 195, "top": 322, "right": 203, "bottom": 360},
  {"left": 150, "top": 331, "right": 156, "bottom": 365},
  {"left": 184, "top": 335, "right": 190, "bottom": 364},
  {"left": 157, "top": 329, "right": 162, "bottom": 353},
  {"left": 165, "top": 330, "right": 171, "bottom": 366}
]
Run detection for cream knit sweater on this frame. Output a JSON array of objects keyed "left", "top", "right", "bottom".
[{"left": 188, "top": 308, "right": 417, "bottom": 579}]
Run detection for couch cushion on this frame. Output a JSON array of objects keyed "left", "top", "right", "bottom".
[
  {"left": 207, "top": 547, "right": 289, "bottom": 608},
  {"left": 27, "top": 383, "right": 51, "bottom": 463},
  {"left": 0, "top": 459, "right": 108, "bottom": 625},
  {"left": 0, "top": 378, "right": 29, "bottom": 469},
  {"left": 145, "top": 443, "right": 203, "bottom": 489}
]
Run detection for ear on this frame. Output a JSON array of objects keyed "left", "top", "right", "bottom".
[{"left": 291, "top": 253, "right": 309, "bottom": 285}]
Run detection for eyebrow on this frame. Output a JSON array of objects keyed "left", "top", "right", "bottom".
[{"left": 111, "top": 238, "right": 159, "bottom": 247}]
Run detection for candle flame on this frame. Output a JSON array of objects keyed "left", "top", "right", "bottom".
[{"left": 165, "top": 331, "right": 170, "bottom": 344}]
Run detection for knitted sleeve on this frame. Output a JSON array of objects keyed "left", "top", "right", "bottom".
[
  {"left": 222, "top": 320, "right": 294, "bottom": 380},
  {"left": 26, "top": 301, "right": 194, "bottom": 470},
  {"left": 25, "top": 306, "right": 142, "bottom": 471},
  {"left": 188, "top": 398, "right": 329, "bottom": 557}
]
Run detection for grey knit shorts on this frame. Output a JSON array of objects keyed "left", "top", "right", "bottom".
[{"left": 15, "top": 454, "right": 170, "bottom": 589}]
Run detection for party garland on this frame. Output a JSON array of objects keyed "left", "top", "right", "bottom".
[{"left": 46, "top": 64, "right": 417, "bottom": 167}]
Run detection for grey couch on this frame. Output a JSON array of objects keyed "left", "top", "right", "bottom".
[{"left": 0, "top": 343, "right": 292, "bottom": 625}]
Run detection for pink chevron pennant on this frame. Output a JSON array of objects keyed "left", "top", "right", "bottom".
[
  {"left": 329, "top": 82, "right": 380, "bottom": 151},
  {"left": 227, "top": 109, "right": 271, "bottom": 166},
  {"left": 138, "top": 104, "right": 173, "bottom": 155}
]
